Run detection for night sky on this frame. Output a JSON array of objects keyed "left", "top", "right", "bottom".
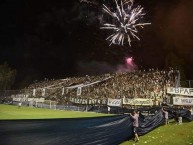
[{"left": 0, "top": 0, "right": 193, "bottom": 88}]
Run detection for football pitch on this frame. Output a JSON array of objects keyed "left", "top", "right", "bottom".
[{"left": 0, "top": 104, "right": 111, "bottom": 119}]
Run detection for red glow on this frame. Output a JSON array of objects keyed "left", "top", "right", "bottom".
[{"left": 126, "top": 57, "right": 133, "bottom": 65}]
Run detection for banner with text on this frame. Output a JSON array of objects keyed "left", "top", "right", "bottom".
[
  {"left": 173, "top": 97, "right": 193, "bottom": 106},
  {"left": 70, "top": 97, "right": 107, "bottom": 105},
  {"left": 123, "top": 98, "right": 153, "bottom": 106},
  {"left": 107, "top": 99, "right": 122, "bottom": 107},
  {"left": 167, "top": 87, "right": 193, "bottom": 96},
  {"left": 13, "top": 97, "right": 45, "bottom": 102}
]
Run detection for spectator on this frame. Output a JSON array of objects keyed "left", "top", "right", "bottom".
[
  {"left": 162, "top": 107, "right": 169, "bottom": 125},
  {"left": 130, "top": 110, "right": 140, "bottom": 142},
  {"left": 178, "top": 111, "right": 182, "bottom": 125}
]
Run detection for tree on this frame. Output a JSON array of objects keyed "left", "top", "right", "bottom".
[{"left": 0, "top": 62, "right": 17, "bottom": 90}]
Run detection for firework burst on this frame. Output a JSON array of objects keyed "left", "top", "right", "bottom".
[{"left": 101, "top": 0, "right": 151, "bottom": 46}]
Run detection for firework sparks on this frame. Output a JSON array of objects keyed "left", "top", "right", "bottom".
[{"left": 101, "top": 0, "right": 151, "bottom": 46}]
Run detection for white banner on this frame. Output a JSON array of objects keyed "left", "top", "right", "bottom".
[
  {"left": 27, "top": 98, "right": 45, "bottom": 103},
  {"left": 33, "top": 89, "right": 36, "bottom": 96},
  {"left": 42, "top": 89, "right": 46, "bottom": 96},
  {"left": 12, "top": 98, "right": 26, "bottom": 102},
  {"left": 123, "top": 98, "right": 153, "bottom": 106},
  {"left": 107, "top": 98, "right": 122, "bottom": 107},
  {"left": 28, "top": 98, "right": 45, "bottom": 102},
  {"left": 12, "top": 97, "right": 44, "bottom": 102},
  {"left": 167, "top": 87, "right": 193, "bottom": 96},
  {"left": 11, "top": 94, "right": 28, "bottom": 98},
  {"left": 62, "top": 87, "right": 64, "bottom": 95},
  {"left": 66, "top": 77, "right": 111, "bottom": 89},
  {"left": 173, "top": 97, "right": 193, "bottom": 106},
  {"left": 77, "top": 87, "right": 82, "bottom": 96}
]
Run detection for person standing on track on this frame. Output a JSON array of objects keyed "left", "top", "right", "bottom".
[
  {"left": 130, "top": 110, "right": 140, "bottom": 142},
  {"left": 162, "top": 107, "right": 169, "bottom": 125}
]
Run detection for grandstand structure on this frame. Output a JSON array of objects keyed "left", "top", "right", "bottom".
[{"left": 0, "top": 68, "right": 181, "bottom": 110}]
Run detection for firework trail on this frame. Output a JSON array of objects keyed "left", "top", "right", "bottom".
[{"left": 101, "top": 0, "right": 151, "bottom": 46}]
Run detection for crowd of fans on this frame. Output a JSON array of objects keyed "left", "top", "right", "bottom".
[
  {"left": 15, "top": 68, "right": 179, "bottom": 105},
  {"left": 68, "top": 69, "right": 179, "bottom": 100}
]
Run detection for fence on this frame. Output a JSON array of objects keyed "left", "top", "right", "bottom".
[{"left": 11, "top": 101, "right": 86, "bottom": 112}]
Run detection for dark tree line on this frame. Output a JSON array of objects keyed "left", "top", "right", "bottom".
[{"left": 0, "top": 63, "right": 16, "bottom": 90}]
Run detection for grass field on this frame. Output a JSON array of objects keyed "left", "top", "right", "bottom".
[
  {"left": 0, "top": 104, "right": 111, "bottom": 119},
  {"left": 121, "top": 120, "right": 193, "bottom": 145},
  {"left": 1, "top": 104, "right": 193, "bottom": 145}
]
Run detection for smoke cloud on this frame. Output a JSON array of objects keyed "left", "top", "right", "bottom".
[{"left": 77, "top": 59, "right": 138, "bottom": 76}]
